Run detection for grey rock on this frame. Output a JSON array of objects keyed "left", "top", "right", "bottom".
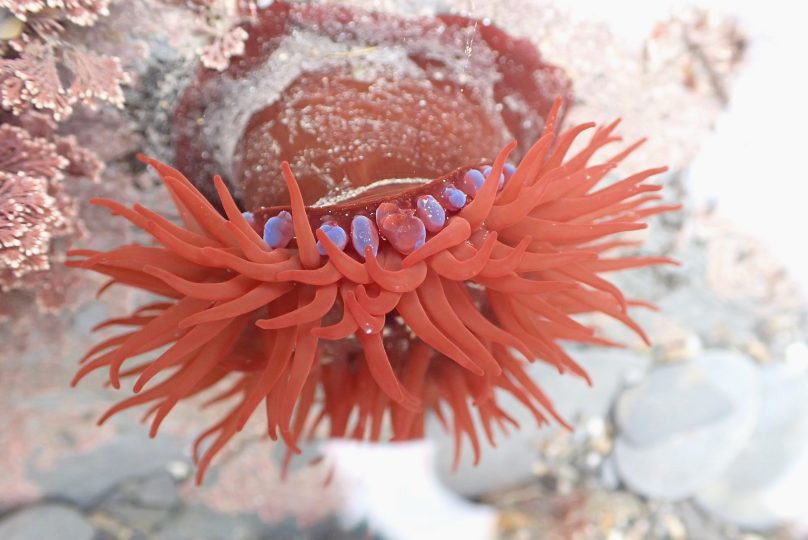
[
  {"left": 122, "top": 471, "right": 181, "bottom": 509},
  {"left": 272, "top": 437, "right": 322, "bottom": 474},
  {"left": 695, "top": 364, "right": 808, "bottom": 529},
  {"left": 616, "top": 365, "right": 733, "bottom": 447},
  {"left": 95, "top": 471, "right": 181, "bottom": 532},
  {"left": 541, "top": 349, "right": 652, "bottom": 422},
  {"left": 323, "top": 440, "right": 497, "bottom": 540},
  {"left": 0, "top": 504, "right": 95, "bottom": 540},
  {"left": 31, "top": 431, "right": 187, "bottom": 507},
  {"left": 153, "top": 505, "right": 267, "bottom": 540},
  {"left": 598, "top": 455, "right": 621, "bottom": 490},
  {"left": 432, "top": 349, "right": 650, "bottom": 497},
  {"left": 614, "top": 350, "right": 759, "bottom": 499}
]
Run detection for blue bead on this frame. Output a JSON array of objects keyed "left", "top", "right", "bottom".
[
  {"left": 412, "top": 225, "right": 426, "bottom": 251},
  {"left": 263, "top": 210, "right": 293, "bottom": 248},
  {"left": 316, "top": 222, "right": 348, "bottom": 256},
  {"left": 416, "top": 195, "right": 446, "bottom": 232},
  {"left": 242, "top": 211, "right": 255, "bottom": 225},
  {"left": 504, "top": 163, "right": 517, "bottom": 181},
  {"left": 351, "top": 215, "right": 379, "bottom": 259},
  {"left": 444, "top": 186, "right": 467, "bottom": 211},
  {"left": 483, "top": 166, "right": 506, "bottom": 189},
  {"left": 461, "top": 169, "right": 486, "bottom": 196}
]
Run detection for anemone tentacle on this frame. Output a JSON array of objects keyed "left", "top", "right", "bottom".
[{"left": 68, "top": 110, "right": 678, "bottom": 483}]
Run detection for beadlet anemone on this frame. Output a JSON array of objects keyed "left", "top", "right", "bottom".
[{"left": 68, "top": 2, "right": 678, "bottom": 483}]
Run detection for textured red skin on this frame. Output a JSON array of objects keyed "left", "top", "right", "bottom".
[
  {"left": 69, "top": 118, "right": 678, "bottom": 484},
  {"left": 67, "top": 2, "right": 682, "bottom": 486},
  {"left": 172, "top": 1, "right": 571, "bottom": 211}
]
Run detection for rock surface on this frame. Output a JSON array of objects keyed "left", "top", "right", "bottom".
[
  {"left": 30, "top": 431, "right": 187, "bottom": 507},
  {"left": 614, "top": 350, "right": 759, "bottom": 499},
  {"left": 696, "top": 363, "right": 808, "bottom": 529},
  {"left": 326, "top": 439, "right": 498, "bottom": 540},
  {"left": 432, "top": 349, "right": 650, "bottom": 497},
  {"left": 0, "top": 504, "right": 95, "bottom": 540}
]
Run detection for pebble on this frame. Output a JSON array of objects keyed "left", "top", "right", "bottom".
[
  {"left": 0, "top": 504, "right": 95, "bottom": 540},
  {"left": 614, "top": 350, "right": 760, "bottom": 499},
  {"left": 324, "top": 439, "right": 497, "bottom": 540},
  {"left": 431, "top": 349, "right": 649, "bottom": 497},
  {"left": 31, "top": 431, "right": 187, "bottom": 507},
  {"left": 152, "top": 505, "right": 267, "bottom": 540},
  {"left": 695, "top": 363, "right": 808, "bottom": 529}
]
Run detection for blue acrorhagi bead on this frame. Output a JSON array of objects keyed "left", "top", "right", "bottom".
[
  {"left": 351, "top": 215, "right": 380, "bottom": 259},
  {"left": 263, "top": 210, "right": 294, "bottom": 248},
  {"left": 443, "top": 186, "right": 467, "bottom": 211},
  {"left": 503, "top": 163, "right": 516, "bottom": 182},
  {"left": 415, "top": 194, "right": 446, "bottom": 232},
  {"left": 316, "top": 222, "right": 349, "bottom": 255},
  {"left": 483, "top": 166, "right": 506, "bottom": 189},
  {"left": 461, "top": 169, "right": 486, "bottom": 196}
]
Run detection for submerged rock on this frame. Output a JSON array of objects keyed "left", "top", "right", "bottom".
[
  {"left": 696, "top": 362, "right": 808, "bottom": 529},
  {"left": 614, "top": 350, "right": 759, "bottom": 499}
]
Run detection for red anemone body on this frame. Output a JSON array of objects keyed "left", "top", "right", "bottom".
[{"left": 68, "top": 2, "right": 677, "bottom": 484}]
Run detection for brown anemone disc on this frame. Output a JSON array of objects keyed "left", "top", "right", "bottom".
[{"left": 172, "top": 1, "right": 572, "bottom": 212}]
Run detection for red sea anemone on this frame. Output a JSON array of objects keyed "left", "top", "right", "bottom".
[{"left": 67, "top": 2, "right": 678, "bottom": 484}]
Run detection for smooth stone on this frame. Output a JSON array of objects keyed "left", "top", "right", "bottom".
[
  {"left": 94, "top": 471, "right": 182, "bottom": 532},
  {"left": 272, "top": 437, "right": 322, "bottom": 474},
  {"left": 614, "top": 350, "right": 760, "bottom": 500},
  {"left": 153, "top": 505, "right": 267, "bottom": 540},
  {"left": 31, "top": 431, "right": 186, "bottom": 507},
  {"left": 128, "top": 471, "right": 181, "bottom": 508},
  {"left": 695, "top": 363, "right": 808, "bottom": 529},
  {"left": 615, "top": 365, "right": 734, "bottom": 447},
  {"left": 539, "top": 349, "right": 652, "bottom": 421},
  {"left": 324, "top": 439, "right": 497, "bottom": 540},
  {"left": 598, "top": 455, "right": 621, "bottom": 490},
  {"left": 0, "top": 504, "right": 95, "bottom": 540},
  {"left": 432, "top": 349, "right": 650, "bottom": 497}
]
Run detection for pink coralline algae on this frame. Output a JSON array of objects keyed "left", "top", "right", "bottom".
[
  {"left": 0, "top": 114, "right": 101, "bottom": 306},
  {"left": 0, "top": 124, "right": 66, "bottom": 281},
  {"left": 0, "top": 0, "right": 113, "bottom": 309},
  {"left": 0, "top": 0, "right": 128, "bottom": 121},
  {"left": 0, "top": 120, "right": 103, "bottom": 292},
  {"left": 0, "top": 0, "right": 111, "bottom": 27},
  {"left": 199, "top": 25, "right": 249, "bottom": 72}
]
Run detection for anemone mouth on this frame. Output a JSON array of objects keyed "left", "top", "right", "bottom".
[
  {"left": 311, "top": 177, "right": 435, "bottom": 207},
  {"left": 172, "top": 1, "right": 571, "bottom": 211},
  {"left": 251, "top": 160, "right": 497, "bottom": 258},
  {"left": 67, "top": 98, "right": 679, "bottom": 484}
]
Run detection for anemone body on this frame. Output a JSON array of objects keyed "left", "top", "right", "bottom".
[{"left": 68, "top": 2, "right": 677, "bottom": 484}]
